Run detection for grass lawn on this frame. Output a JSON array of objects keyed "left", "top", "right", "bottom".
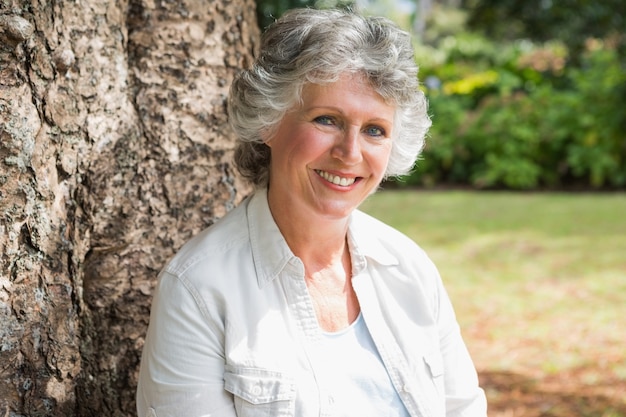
[{"left": 361, "top": 190, "right": 626, "bottom": 417}]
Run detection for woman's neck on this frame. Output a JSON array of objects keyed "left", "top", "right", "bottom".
[
  {"left": 266, "top": 188, "right": 360, "bottom": 331},
  {"left": 267, "top": 193, "right": 350, "bottom": 269}
]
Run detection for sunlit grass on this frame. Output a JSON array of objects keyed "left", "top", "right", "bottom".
[{"left": 361, "top": 190, "right": 626, "bottom": 405}]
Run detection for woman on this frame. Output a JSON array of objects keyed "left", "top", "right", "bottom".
[{"left": 137, "top": 8, "right": 487, "bottom": 417}]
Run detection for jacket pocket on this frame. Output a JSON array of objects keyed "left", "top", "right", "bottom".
[{"left": 224, "top": 365, "right": 295, "bottom": 417}]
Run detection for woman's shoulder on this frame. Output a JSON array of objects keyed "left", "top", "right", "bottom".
[
  {"left": 350, "top": 209, "right": 437, "bottom": 273},
  {"left": 352, "top": 209, "right": 424, "bottom": 252},
  {"left": 351, "top": 209, "right": 443, "bottom": 295},
  {"left": 163, "top": 200, "right": 252, "bottom": 278}
]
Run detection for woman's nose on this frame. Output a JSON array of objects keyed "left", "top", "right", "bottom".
[{"left": 331, "top": 128, "right": 363, "bottom": 164}]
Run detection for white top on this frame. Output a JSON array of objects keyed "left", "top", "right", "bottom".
[
  {"left": 137, "top": 188, "right": 487, "bottom": 417},
  {"left": 319, "top": 313, "right": 411, "bottom": 417}
]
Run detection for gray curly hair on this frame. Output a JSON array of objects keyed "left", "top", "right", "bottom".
[{"left": 228, "top": 8, "right": 431, "bottom": 187}]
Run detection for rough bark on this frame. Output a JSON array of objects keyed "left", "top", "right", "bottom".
[{"left": 0, "top": 0, "right": 258, "bottom": 415}]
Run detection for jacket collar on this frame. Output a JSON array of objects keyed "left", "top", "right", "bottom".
[
  {"left": 247, "top": 189, "right": 398, "bottom": 288},
  {"left": 247, "top": 188, "right": 298, "bottom": 288},
  {"left": 348, "top": 210, "right": 399, "bottom": 273}
]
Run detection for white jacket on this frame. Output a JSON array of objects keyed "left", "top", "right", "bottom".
[{"left": 137, "top": 189, "right": 487, "bottom": 417}]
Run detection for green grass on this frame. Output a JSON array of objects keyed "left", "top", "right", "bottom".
[{"left": 361, "top": 190, "right": 626, "bottom": 413}]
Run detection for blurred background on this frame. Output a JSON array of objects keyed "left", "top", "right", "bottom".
[{"left": 256, "top": 1, "right": 626, "bottom": 415}]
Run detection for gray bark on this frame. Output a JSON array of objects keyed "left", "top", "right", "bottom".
[{"left": 0, "top": 0, "right": 257, "bottom": 415}]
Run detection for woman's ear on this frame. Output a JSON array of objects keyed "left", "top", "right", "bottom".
[{"left": 260, "top": 127, "right": 275, "bottom": 146}]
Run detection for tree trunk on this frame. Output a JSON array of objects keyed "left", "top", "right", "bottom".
[
  {"left": 0, "top": 0, "right": 258, "bottom": 415},
  {"left": 413, "top": 0, "right": 433, "bottom": 38}
]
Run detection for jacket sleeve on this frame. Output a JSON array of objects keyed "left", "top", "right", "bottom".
[
  {"left": 434, "top": 273, "right": 488, "bottom": 417},
  {"left": 136, "top": 271, "right": 235, "bottom": 417}
]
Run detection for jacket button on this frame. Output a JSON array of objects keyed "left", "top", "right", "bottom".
[{"left": 252, "top": 385, "right": 262, "bottom": 396}]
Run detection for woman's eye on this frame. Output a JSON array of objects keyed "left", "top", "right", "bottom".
[
  {"left": 314, "top": 115, "right": 335, "bottom": 126},
  {"left": 365, "top": 125, "right": 386, "bottom": 137}
]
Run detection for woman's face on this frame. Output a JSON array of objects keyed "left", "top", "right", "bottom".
[{"left": 265, "top": 73, "right": 395, "bottom": 222}]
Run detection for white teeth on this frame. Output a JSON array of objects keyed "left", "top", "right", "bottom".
[{"left": 316, "top": 170, "right": 356, "bottom": 186}]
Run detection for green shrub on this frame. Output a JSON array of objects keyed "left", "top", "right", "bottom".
[{"left": 402, "top": 41, "right": 626, "bottom": 189}]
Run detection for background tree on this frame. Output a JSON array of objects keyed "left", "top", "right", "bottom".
[
  {"left": 462, "top": 0, "right": 625, "bottom": 63},
  {"left": 256, "top": 0, "right": 312, "bottom": 29},
  {"left": 256, "top": 0, "right": 355, "bottom": 30},
  {"left": 0, "top": 0, "right": 258, "bottom": 415}
]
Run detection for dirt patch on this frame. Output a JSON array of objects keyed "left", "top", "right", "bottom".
[{"left": 481, "top": 365, "right": 626, "bottom": 417}]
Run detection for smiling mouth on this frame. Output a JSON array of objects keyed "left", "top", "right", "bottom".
[{"left": 315, "top": 170, "right": 358, "bottom": 186}]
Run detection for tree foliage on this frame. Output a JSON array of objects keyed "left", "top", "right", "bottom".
[
  {"left": 405, "top": 9, "right": 626, "bottom": 189},
  {"left": 256, "top": 0, "right": 353, "bottom": 29},
  {"left": 462, "top": 0, "right": 625, "bottom": 63}
]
